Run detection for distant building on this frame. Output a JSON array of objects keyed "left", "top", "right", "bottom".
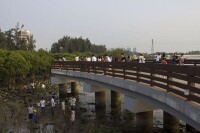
[
  {"left": 133, "top": 47, "right": 136, "bottom": 53},
  {"left": 19, "top": 30, "right": 30, "bottom": 43}
]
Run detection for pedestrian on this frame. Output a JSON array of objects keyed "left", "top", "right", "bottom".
[
  {"left": 32, "top": 108, "right": 38, "bottom": 124},
  {"left": 172, "top": 53, "right": 178, "bottom": 64},
  {"left": 69, "top": 96, "right": 76, "bottom": 108},
  {"left": 28, "top": 104, "right": 34, "bottom": 121},
  {"left": 61, "top": 100, "right": 66, "bottom": 115},
  {"left": 70, "top": 107, "right": 76, "bottom": 124},
  {"left": 40, "top": 97, "right": 46, "bottom": 115},
  {"left": 155, "top": 53, "right": 161, "bottom": 63},
  {"left": 51, "top": 96, "right": 56, "bottom": 116},
  {"left": 179, "top": 54, "right": 186, "bottom": 65},
  {"left": 120, "top": 53, "right": 126, "bottom": 62},
  {"left": 162, "top": 58, "right": 168, "bottom": 64}
]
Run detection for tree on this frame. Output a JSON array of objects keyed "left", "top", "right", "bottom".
[
  {"left": 3, "top": 51, "right": 30, "bottom": 87},
  {"left": 50, "top": 35, "right": 106, "bottom": 54}
]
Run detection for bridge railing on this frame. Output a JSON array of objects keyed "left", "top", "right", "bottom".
[{"left": 52, "top": 61, "right": 200, "bottom": 104}]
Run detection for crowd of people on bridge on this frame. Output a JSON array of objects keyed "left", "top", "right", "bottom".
[{"left": 69, "top": 52, "right": 186, "bottom": 65}]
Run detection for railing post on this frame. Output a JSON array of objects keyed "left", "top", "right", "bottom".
[
  {"left": 104, "top": 63, "right": 106, "bottom": 75},
  {"left": 112, "top": 63, "right": 115, "bottom": 77},
  {"left": 167, "top": 71, "right": 172, "bottom": 92},
  {"left": 150, "top": 69, "right": 155, "bottom": 86},
  {"left": 187, "top": 75, "right": 195, "bottom": 101},
  {"left": 136, "top": 64, "right": 140, "bottom": 82},
  {"left": 123, "top": 63, "right": 126, "bottom": 79}
]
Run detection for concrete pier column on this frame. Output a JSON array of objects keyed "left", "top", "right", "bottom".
[
  {"left": 136, "top": 111, "right": 153, "bottom": 133},
  {"left": 111, "top": 90, "right": 122, "bottom": 113},
  {"left": 95, "top": 91, "right": 106, "bottom": 119},
  {"left": 163, "top": 111, "right": 180, "bottom": 133},
  {"left": 59, "top": 83, "right": 68, "bottom": 100},
  {"left": 71, "top": 82, "right": 79, "bottom": 98}
]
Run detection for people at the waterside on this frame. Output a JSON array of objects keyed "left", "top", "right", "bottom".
[
  {"left": 32, "top": 108, "right": 37, "bottom": 124},
  {"left": 91, "top": 54, "right": 97, "bottom": 62},
  {"left": 69, "top": 96, "right": 76, "bottom": 108},
  {"left": 28, "top": 104, "right": 34, "bottom": 121},
  {"left": 61, "top": 100, "right": 66, "bottom": 115},
  {"left": 70, "top": 107, "right": 76, "bottom": 124},
  {"left": 51, "top": 96, "right": 56, "bottom": 116},
  {"left": 179, "top": 53, "right": 186, "bottom": 65},
  {"left": 172, "top": 53, "right": 179, "bottom": 64},
  {"left": 40, "top": 97, "right": 46, "bottom": 115}
]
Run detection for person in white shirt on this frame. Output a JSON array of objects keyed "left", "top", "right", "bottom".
[
  {"left": 51, "top": 96, "right": 56, "bottom": 116},
  {"left": 105, "top": 55, "right": 111, "bottom": 62},
  {"left": 40, "top": 97, "right": 46, "bottom": 115},
  {"left": 69, "top": 96, "right": 76, "bottom": 108},
  {"left": 91, "top": 54, "right": 97, "bottom": 62},
  {"left": 155, "top": 53, "right": 161, "bottom": 63},
  {"left": 61, "top": 100, "right": 65, "bottom": 115},
  {"left": 86, "top": 57, "right": 91, "bottom": 61},
  {"left": 70, "top": 107, "right": 75, "bottom": 124},
  {"left": 28, "top": 104, "right": 34, "bottom": 121},
  {"left": 75, "top": 56, "right": 79, "bottom": 61}
]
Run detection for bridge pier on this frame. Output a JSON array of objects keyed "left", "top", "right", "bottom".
[
  {"left": 95, "top": 91, "right": 106, "bottom": 119},
  {"left": 111, "top": 90, "right": 122, "bottom": 113},
  {"left": 163, "top": 111, "right": 180, "bottom": 133},
  {"left": 58, "top": 83, "right": 68, "bottom": 100},
  {"left": 71, "top": 82, "right": 79, "bottom": 98},
  {"left": 136, "top": 111, "right": 153, "bottom": 133}
]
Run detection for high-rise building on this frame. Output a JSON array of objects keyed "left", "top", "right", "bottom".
[
  {"left": 133, "top": 47, "right": 136, "bottom": 53},
  {"left": 19, "top": 30, "right": 30, "bottom": 43}
]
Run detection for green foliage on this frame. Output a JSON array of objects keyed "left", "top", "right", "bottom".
[
  {"left": 4, "top": 51, "right": 30, "bottom": 79},
  {"left": 50, "top": 36, "right": 106, "bottom": 54},
  {"left": 0, "top": 49, "right": 54, "bottom": 85},
  {"left": 0, "top": 49, "right": 7, "bottom": 78},
  {"left": 106, "top": 48, "right": 125, "bottom": 57}
]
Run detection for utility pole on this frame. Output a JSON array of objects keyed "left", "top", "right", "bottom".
[{"left": 151, "top": 39, "right": 154, "bottom": 54}]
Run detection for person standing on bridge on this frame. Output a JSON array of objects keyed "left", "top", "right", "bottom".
[
  {"left": 172, "top": 53, "right": 179, "bottom": 64},
  {"left": 179, "top": 53, "right": 186, "bottom": 65},
  {"left": 91, "top": 54, "right": 97, "bottom": 62}
]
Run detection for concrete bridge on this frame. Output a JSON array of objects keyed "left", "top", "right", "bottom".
[{"left": 51, "top": 61, "right": 200, "bottom": 132}]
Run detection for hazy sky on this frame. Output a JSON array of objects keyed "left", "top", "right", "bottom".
[{"left": 1, "top": 0, "right": 200, "bottom": 53}]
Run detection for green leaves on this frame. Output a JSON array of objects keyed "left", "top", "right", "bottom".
[{"left": 50, "top": 36, "right": 107, "bottom": 54}]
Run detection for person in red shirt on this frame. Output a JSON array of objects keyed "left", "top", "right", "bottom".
[{"left": 162, "top": 58, "right": 167, "bottom": 64}]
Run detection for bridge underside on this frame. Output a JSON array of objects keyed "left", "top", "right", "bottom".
[{"left": 51, "top": 69, "right": 200, "bottom": 131}]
